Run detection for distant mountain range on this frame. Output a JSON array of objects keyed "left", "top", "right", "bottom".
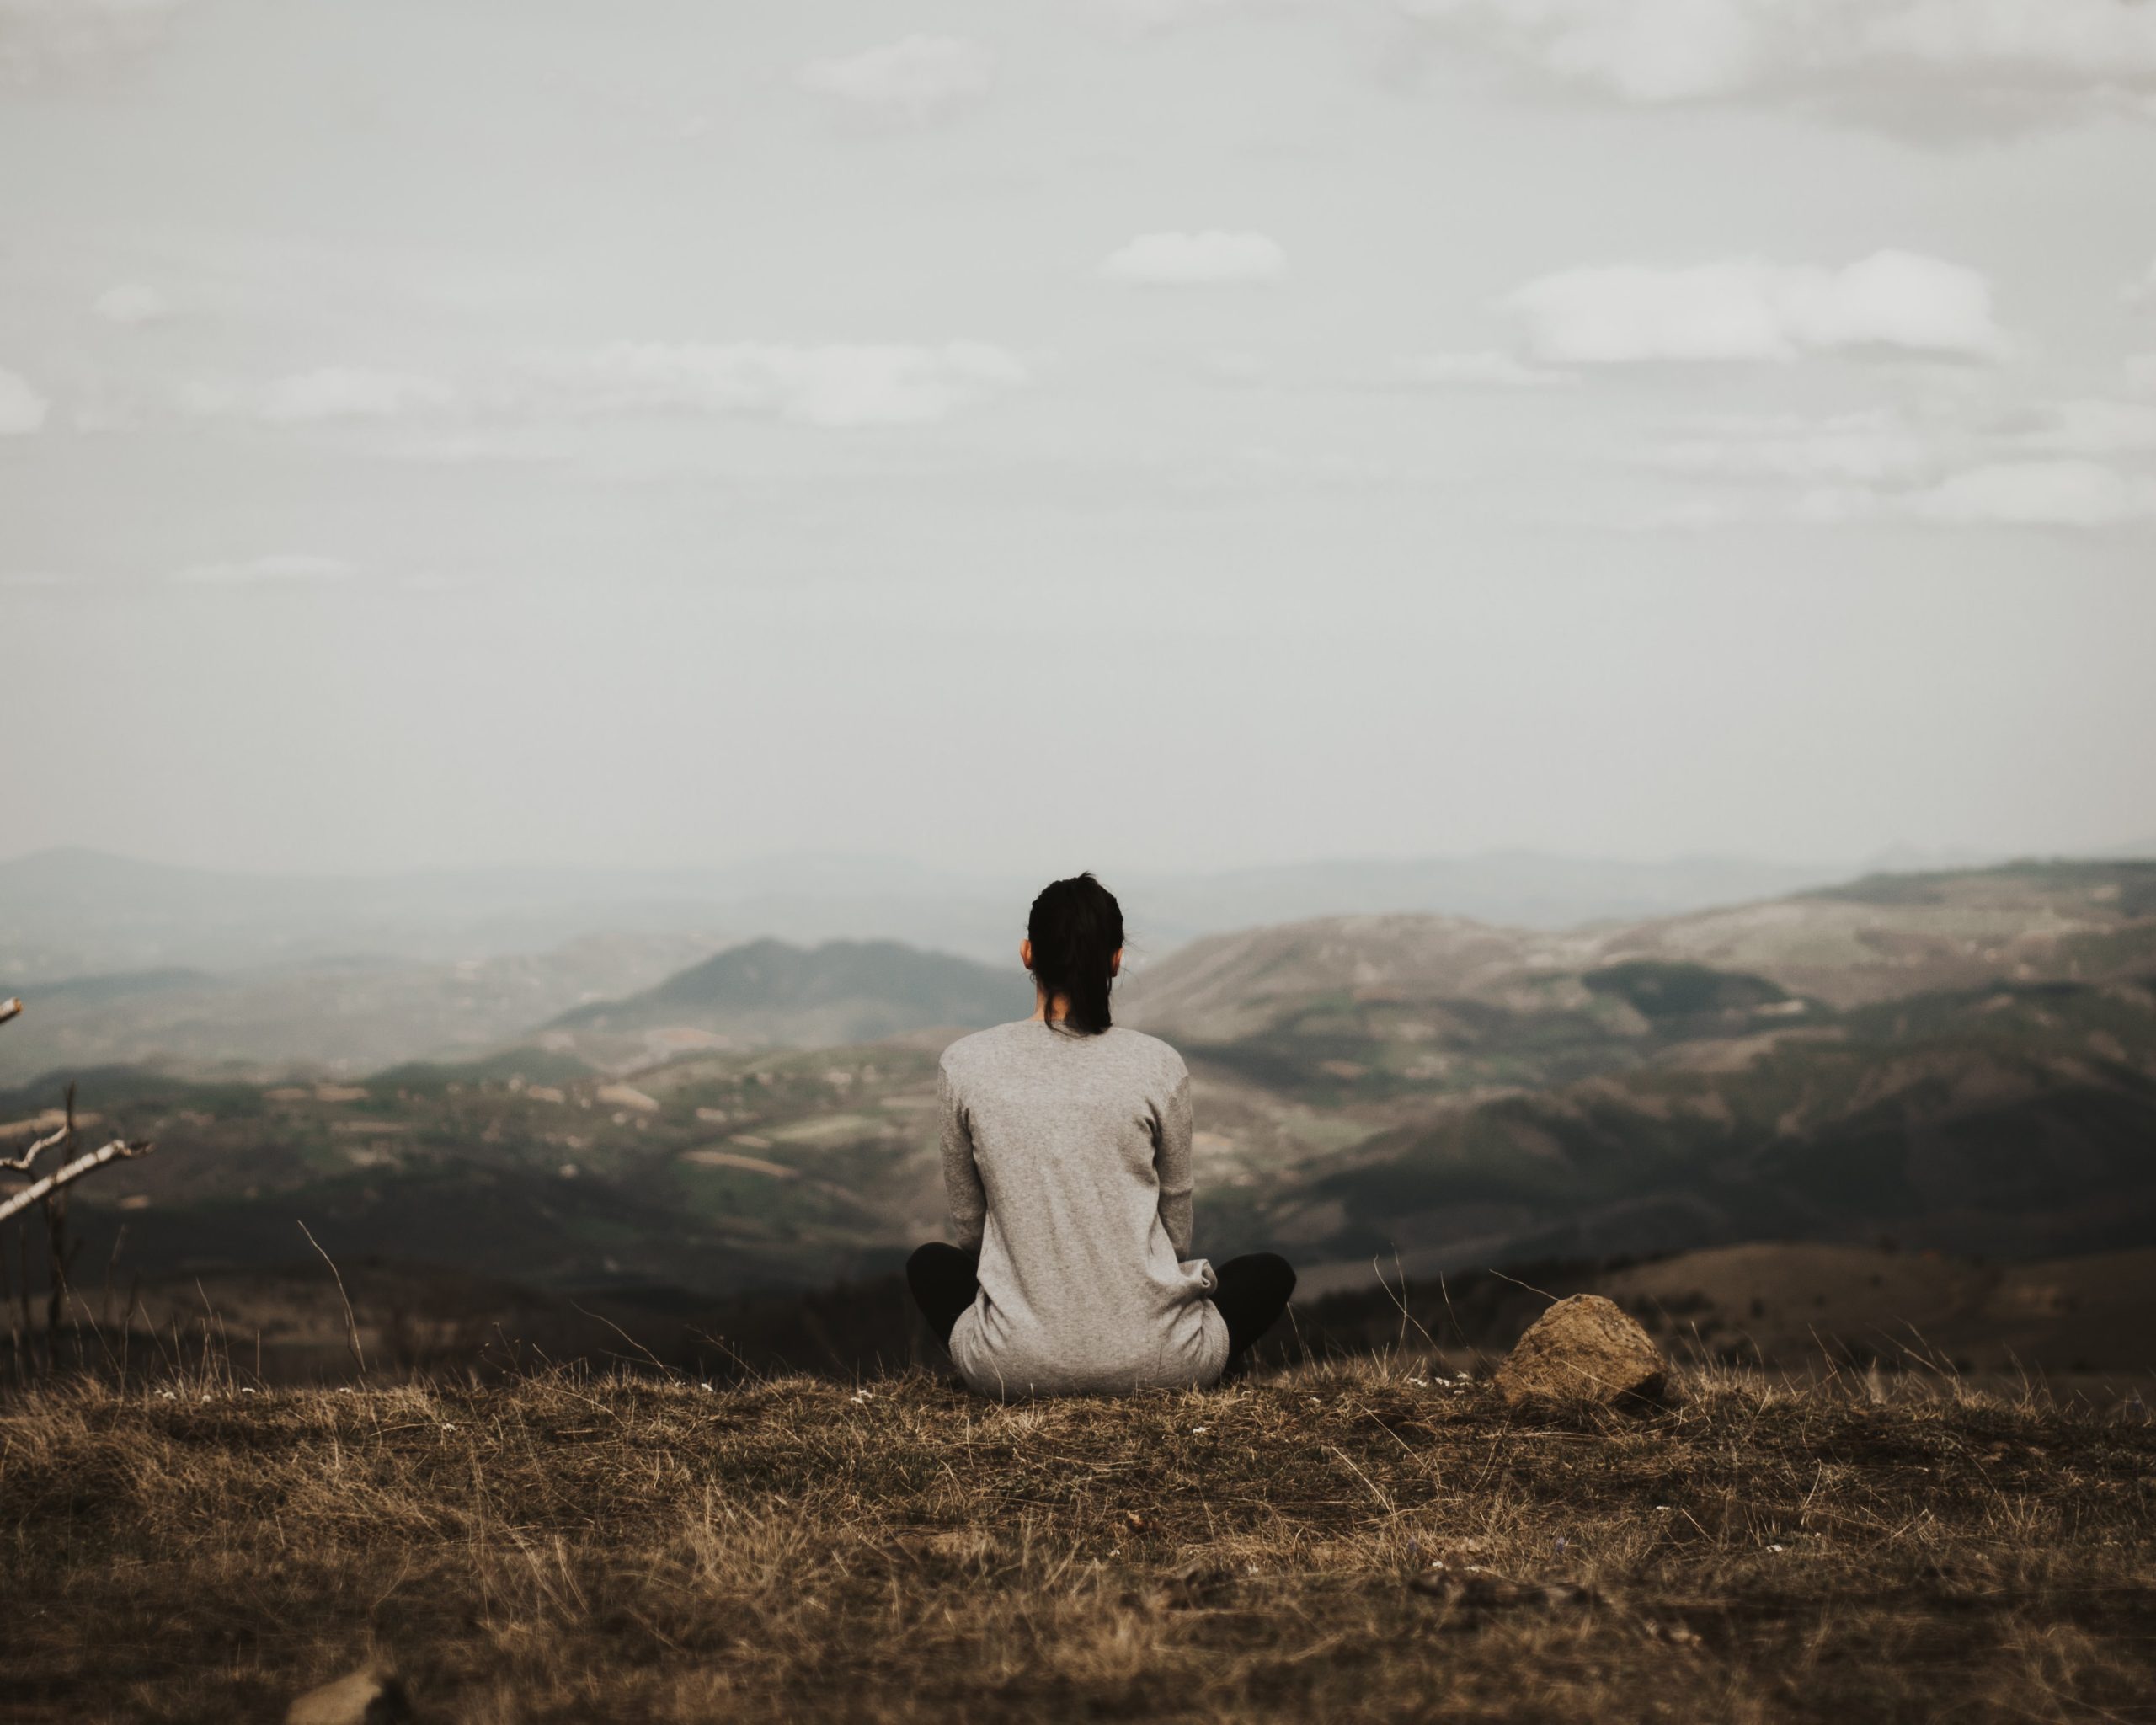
[
  {"left": 0, "top": 842, "right": 2012, "bottom": 984},
  {"left": 1, "top": 841, "right": 1955, "bottom": 1082},
  {"left": 2, "top": 848, "right": 2148, "bottom": 1088}
]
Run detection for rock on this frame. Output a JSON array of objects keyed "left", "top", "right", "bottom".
[
  {"left": 1493, "top": 1294, "right": 1667, "bottom": 1407},
  {"left": 286, "top": 1665, "right": 412, "bottom": 1725}
]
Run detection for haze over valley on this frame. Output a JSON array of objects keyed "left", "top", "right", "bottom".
[{"left": 0, "top": 844, "right": 1924, "bottom": 1081}]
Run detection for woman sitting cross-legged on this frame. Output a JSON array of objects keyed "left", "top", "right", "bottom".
[{"left": 907, "top": 872, "right": 1294, "bottom": 1398}]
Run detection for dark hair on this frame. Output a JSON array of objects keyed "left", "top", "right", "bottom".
[{"left": 1027, "top": 873, "right": 1124, "bottom": 1037}]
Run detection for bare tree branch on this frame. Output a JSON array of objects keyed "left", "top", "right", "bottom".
[
  {"left": 0, "top": 1139, "right": 155, "bottom": 1226},
  {"left": 3, "top": 1083, "right": 81, "bottom": 1175},
  {"left": 1, "top": 1123, "right": 72, "bottom": 1175},
  {"left": 0, "top": 1002, "right": 166, "bottom": 1369}
]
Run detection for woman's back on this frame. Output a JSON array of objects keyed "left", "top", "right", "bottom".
[{"left": 937, "top": 1019, "right": 1230, "bottom": 1397}]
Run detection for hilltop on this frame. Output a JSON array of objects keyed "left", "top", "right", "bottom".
[
  {"left": 3, "top": 1361, "right": 2150, "bottom": 1723},
  {"left": 540, "top": 937, "right": 1029, "bottom": 1067}
]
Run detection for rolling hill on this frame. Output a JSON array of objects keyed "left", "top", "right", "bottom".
[
  {"left": 1267, "top": 973, "right": 2156, "bottom": 1286},
  {"left": 539, "top": 937, "right": 1033, "bottom": 1064},
  {"left": 1589, "top": 859, "right": 2156, "bottom": 1007},
  {"left": 1116, "top": 858, "right": 2156, "bottom": 1097}
]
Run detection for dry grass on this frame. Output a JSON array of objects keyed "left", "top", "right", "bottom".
[{"left": 3, "top": 1357, "right": 2153, "bottom": 1723}]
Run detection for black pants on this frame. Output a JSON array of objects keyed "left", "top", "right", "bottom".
[{"left": 906, "top": 1243, "right": 1296, "bottom": 1369}]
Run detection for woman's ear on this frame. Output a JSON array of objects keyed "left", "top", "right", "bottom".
[
  {"left": 1110, "top": 946, "right": 1123, "bottom": 978},
  {"left": 1019, "top": 937, "right": 1033, "bottom": 972}
]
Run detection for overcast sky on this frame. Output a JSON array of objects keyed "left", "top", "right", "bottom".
[{"left": 3, "top": 0, "right": 2153, "bottom": 879}]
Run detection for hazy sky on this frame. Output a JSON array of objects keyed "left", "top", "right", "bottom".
[{"left": 3, "top": 0, "right": 2153, "bottom": 879}]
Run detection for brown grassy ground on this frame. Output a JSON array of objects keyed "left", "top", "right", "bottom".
[{"left": 3, "top": 1359, "right": 2153, "bottom": 1723}]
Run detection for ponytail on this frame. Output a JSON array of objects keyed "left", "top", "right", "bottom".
[{"left": 1027, "top": 873, "right": 1123, "bottom": 1037}]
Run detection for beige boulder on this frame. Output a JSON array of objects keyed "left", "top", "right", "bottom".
[
  {"left": 1493, "top": 1294, "right": 1667, "bottom": 1407},
  {"left": 286, "top": 1664, "right": 411, "bottom": 1725}
]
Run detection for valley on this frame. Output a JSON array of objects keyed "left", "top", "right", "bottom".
[{"left": 4, "top": 857, "right": 2153, "bottom": 1379}]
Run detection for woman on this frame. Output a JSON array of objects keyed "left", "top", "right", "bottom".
[{"left": 907, "top": 873, "right": 1295, "bottom": 1397}]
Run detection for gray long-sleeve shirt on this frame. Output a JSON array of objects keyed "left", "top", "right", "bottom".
[{"left": 937, "top": 1019, "right": 1230, "bottom": 1397}]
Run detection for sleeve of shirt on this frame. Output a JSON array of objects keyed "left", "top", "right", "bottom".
[
  {"left": 938, "top": 1058, "right": 987, "bottom": 1252},
  {"left": 1155, "top": 1058, "right": 1196, "bottom": 1260}
]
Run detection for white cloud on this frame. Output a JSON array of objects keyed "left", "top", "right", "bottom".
[
  {"left": 1398, "top": 0, "right": 2156, "bottom": 109},
  {"left": 2128, "top": 259, "right": 2156, "bottom": 305},
  {"left": 1399, "top": 350, "right": 1574, "bottom": 388},
  {"left": 1999, "top": 398, "right": 2156, "bottom": 457},
  {"left": 1907, "top": 460, "right": 2156, "bottom": 527},
  {"left": 1633, "top": 463, "right": 2156, "bottom": 531},
  {"left": 1099, "top": 0, "right": 1299, "bottom": 24},
  {"left": 0, "top": 367, "right": 49, "bottom": 435},
  {"left": 798, "top": 35, "right": 995, "bottom": 123},
  {"left": 0, "top": 570, "right": 70, "bottom": 587},
  {"left": 185, "top": 367, "right": 456, "bottom": 424},
  {"left": 257, "top": 368, "right": 453, "bottom": 423},
  {"left": 1638, "top": 398, "right": 2156, "bottom": 529},
  {"left": 182, "top": 348, "right": 1028, "bottom": 436},
  {"left": 2127, "top": 355, "right": 2156, "bottom": 395},
  {"left": 0, "top": 0, "right": 183, "bottom": 83},
  {"left": 1654, "top": 408, "right": 1939, "bottom": 483},
  {"left": 1099, "top": 231, "right": 1286, "bottom": 286},
  {"left": 93, "top": 282, "right": 171, "bottom": 324},
  {"left": 1503, "top": 251, "right": 2002, "bottom": 364},
  {"left": 170, "top": 554, "right": 356, "bottom": 586},
  {"left": 532, "top": 342, "right": 1029, "bottom": 427}
]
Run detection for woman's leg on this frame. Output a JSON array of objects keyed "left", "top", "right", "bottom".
[
  {"left": 906, "top": 1242, "right": 980, "bottom": 1348},
  {"left": 1212, "top": 1252, "right": 1296, "bottom": 1363}
]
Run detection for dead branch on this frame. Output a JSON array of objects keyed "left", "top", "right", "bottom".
[
  {"left": 0, "top": 1123, "right": 71, "bottom": 1175},
  {"left": 0, "top": 1139, "right": 155, "bottom": 1227},
  {"left": 1, "top": 1081, "right": 76, "bottom": 1176}
]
